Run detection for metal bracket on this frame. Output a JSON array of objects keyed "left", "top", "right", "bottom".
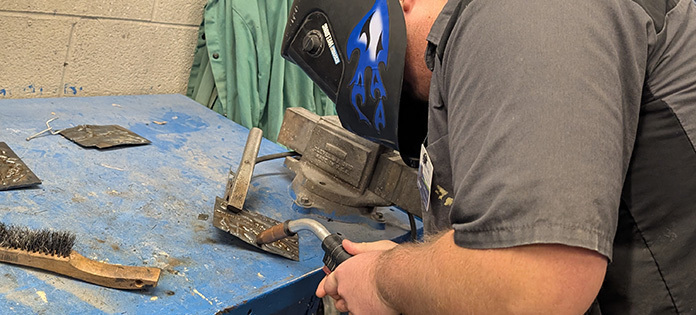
[
  {"left": 212, "top": 128, "right": 300, "bottom": 260},
  {"left": 223, "top": 128, "right": 263, "bottom": 212}
]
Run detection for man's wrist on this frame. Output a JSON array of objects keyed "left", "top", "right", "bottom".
[{"left": 374, "top": 245, "right": 407, "bottom": 312}]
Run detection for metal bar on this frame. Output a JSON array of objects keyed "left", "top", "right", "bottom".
[
  {"left": 224, "top": 127, "right": 263, "bottom": 212},
  {"left": 25, "top": 117, "right": 60, "bottom": 141}
]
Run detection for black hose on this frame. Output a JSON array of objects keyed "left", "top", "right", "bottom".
[
  {"left": 255, "top": 151, "right": 300, "bottom": 164},
  {"left": 408, "top": 212, "right": 418, "bottom": 241}
]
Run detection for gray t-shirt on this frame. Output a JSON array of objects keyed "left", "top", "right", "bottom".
[{"left": 423, "top": 0, "right": 696, "bottom": 313}]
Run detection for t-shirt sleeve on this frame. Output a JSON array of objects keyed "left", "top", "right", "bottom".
[{"left": 442, "top": 0, "right": 648, "bottom": 259}]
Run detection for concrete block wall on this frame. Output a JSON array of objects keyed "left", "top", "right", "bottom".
[{"left": 0, "top": 0, "right": 207, "bottom": 99}]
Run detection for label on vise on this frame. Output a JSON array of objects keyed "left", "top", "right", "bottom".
[{"left": 417, "top": 144, "right": 433, "bottom": 212}]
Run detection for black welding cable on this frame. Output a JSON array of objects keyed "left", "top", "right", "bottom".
[
  {"left": 255, "top": 151, "right": 300, "bottom": 164},
  {"left": 408, "top": 212, "right": 418, "bottom": 241}
]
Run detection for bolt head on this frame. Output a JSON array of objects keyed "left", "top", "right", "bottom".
[{"left": 299, "top": 196, "right": 311, "bottom": 206}]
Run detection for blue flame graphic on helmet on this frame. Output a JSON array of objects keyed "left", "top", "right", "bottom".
[{"left": 346, "top": 0, "right": 389, "bottom": 132}]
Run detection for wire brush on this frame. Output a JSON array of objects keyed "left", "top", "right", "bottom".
[{"left": 0, "top": 222, "right": 160, "bottom": 289}]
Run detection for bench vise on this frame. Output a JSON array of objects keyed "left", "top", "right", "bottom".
[{"left": 277, "top": 107, "right": 421, "bottom": 220}]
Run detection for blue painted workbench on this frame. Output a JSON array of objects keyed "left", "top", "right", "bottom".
[{"left": 0, "top": 94, "right": 418, "bottom": 314}]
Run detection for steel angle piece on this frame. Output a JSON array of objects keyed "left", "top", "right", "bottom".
[
  {"left": 223, "top": 128, "right": 263, "bottom": 213},
  {"left": 213, "top": 127, "right": 299, "bottom": 260},
  {"left": 59, "top": 125, "right": 150, "bottom": 149},
  {"left": 213, "top": 197, "right": 300, "bottom": 261},
  {"left": 0, "top": 142, "right": 41, "bottom": 190}
]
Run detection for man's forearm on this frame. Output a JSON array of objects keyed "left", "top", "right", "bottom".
[{"left": 375, "top": 230, "right": 606, "bottom": 314}]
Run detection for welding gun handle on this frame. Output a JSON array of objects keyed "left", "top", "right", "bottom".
[{"left": 321, "top": 234, "right": 353, "bottom": 272}]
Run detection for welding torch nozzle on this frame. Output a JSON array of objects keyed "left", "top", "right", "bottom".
[
  {"left": 256, "top": 218, "right": 351, "bottom": 271},
  {"left": 256, "top": 218, "right": 331, "bottom": 245},
  {"left": 255, "top": 220, "right": 295, "bottom": 245}
]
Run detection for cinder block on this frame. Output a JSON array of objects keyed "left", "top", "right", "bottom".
[
  {"left": 0, "top": 13, "right": 75, "bottom": 99},
  {"left": 152, "top": 0, "right": 207, "bottom": 26},
  {"left": 62, "top": 19, "right": 199, "bottom": 97},
  {"left": 3, "top": 0, "right": 155, "bottom": 21}
]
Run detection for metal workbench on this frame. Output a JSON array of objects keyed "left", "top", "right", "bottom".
[{"left": 0, "top": 94, "right": 419, "bottom": 314}]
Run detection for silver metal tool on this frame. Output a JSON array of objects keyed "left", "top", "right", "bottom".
[{"left": 26, "top": 117, "right": 61, "bottom": 141}]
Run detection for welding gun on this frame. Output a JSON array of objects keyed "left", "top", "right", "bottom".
[{"left": 256, "top": 219, "right": 352, "bottom": 271}]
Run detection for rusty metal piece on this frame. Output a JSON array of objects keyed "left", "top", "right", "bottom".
[
  {"left": 223, "top": 128, "right": 263, "bottom": 213},
  {"left": 212, "top": 127, "right": 300, "bottom": 260},
  {"left": 59, "top": 125, "right": 150, "bottom": 149},
  {"left": 213, "top": 197, "right": 299, "bottom": 261},
  {"left": 0, "top": 142, "right": 41, "bottom": 191}
]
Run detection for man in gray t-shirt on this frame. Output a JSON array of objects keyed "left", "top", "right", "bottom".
[{"left": 315, "top": 0, "right": 696, "bottom": 313}]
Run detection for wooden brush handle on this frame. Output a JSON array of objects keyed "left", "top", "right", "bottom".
[{"left": 0, "top": 248, "right": 161, "bottom": 289}]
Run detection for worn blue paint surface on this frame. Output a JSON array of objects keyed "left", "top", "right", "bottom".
[
  {"left": 63, "top": 85, "right": 83, "bottom": 95},
  {"left": 0, "top": 94, "right": 420, "bottom": 314}
]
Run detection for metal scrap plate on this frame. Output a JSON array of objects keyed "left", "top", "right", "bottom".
[
  {"left": 60, "top": 125, "right": 150, "bottom": 149},
  {"left": 213, "top": 197, "right": 300, "bottom": 261},
  {"left": 0, "top": 142, "right": 41, "bottom": 191}
]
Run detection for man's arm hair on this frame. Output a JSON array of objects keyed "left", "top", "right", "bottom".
[{"left": 376, "top": 230, "right": 607, "bottom": 314}]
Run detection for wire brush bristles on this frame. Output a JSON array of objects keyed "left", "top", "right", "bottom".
[{"left": 0, "top": 222, "right": 76, "bottom": 257}]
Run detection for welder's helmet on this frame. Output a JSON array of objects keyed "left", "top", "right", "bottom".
[{"left": 281, "top": 0, "right": 426, "bottom": 166}]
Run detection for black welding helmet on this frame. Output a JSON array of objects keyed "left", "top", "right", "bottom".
[{"left": 281, "top": 0, "right": 426, "bottom": 166}]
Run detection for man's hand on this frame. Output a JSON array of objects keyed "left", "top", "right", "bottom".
[
  {"left": 316, "top": 231, "right": 606, "bottom": 314},
  {"left": 316, "top": 239, "right": 399, "bottom": 314}
]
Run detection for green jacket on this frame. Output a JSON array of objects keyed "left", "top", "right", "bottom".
[{"left": 187, "top": 0, "right": 335, "bottom": 142}]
